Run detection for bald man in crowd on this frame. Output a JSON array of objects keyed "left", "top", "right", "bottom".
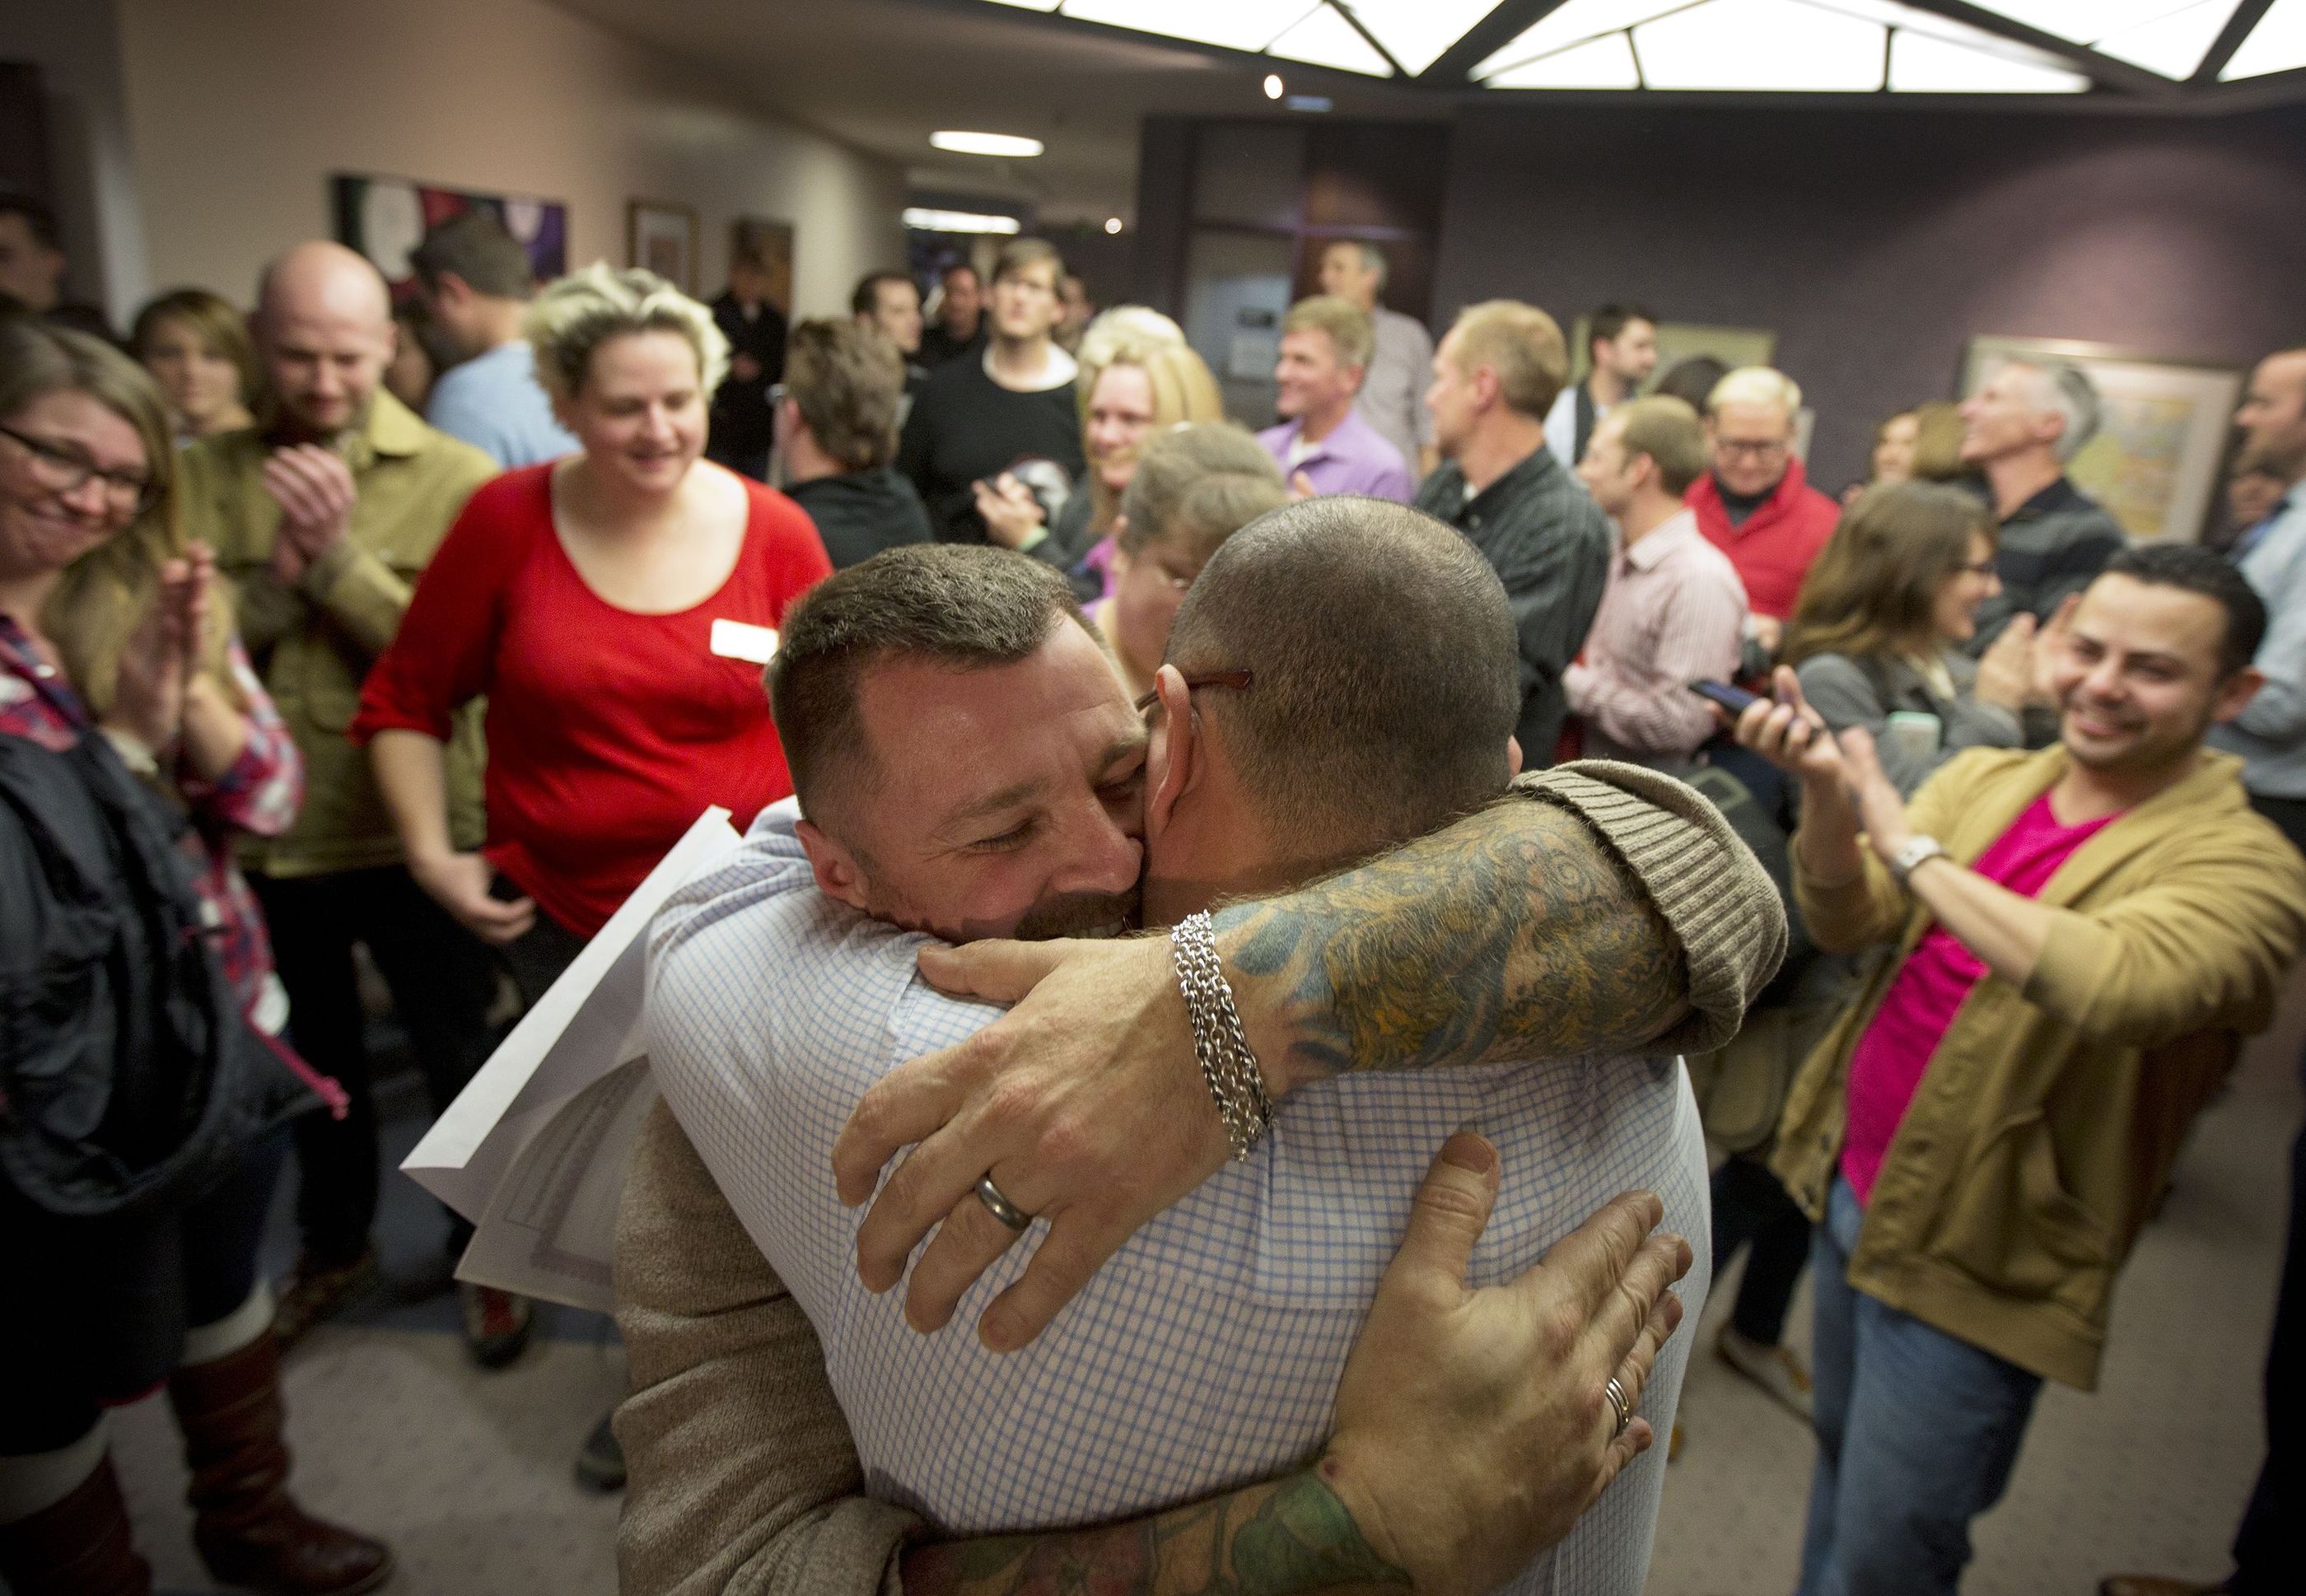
[{"left": 179, "top": 243, "right": 515, "bottom": 1359}]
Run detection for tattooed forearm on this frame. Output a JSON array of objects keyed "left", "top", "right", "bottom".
[
  {"left": 1215, "top": 796, "right": 1688, "bottom": 1086},
  {"left": 898, "top": 1469, "right": 1410, "bottom": 1596}
]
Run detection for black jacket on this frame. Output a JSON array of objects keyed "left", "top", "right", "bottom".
[{"left": 786, "top": 468, "right": 936, "bottom": 571}]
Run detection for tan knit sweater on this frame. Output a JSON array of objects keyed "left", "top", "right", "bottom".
[{"left": 614, "top": 760, "right": 1783, "bottom": 1594}]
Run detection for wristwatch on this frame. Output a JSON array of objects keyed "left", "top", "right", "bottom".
[{"left": 1888, "top": 834, "right": 1949, "bottom": 886}]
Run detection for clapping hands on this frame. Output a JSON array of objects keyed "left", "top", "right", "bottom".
[
  {"left": 263, "top": 444, "right": 357, "bottom": 585},
  {"left": 109, "top": 541, "right": 214, "bottom": 756}
]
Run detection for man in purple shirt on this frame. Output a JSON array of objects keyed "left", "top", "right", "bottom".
[{"left": 1258, "top": 296, "right": 1414, "bottom": 503}]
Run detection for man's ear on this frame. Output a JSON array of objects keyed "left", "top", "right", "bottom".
[
  {"left": 2215, "top": 665, "right": 2268, "bottom": 726},
  {"left": 1145, "top": 664, "right": 1199, "bottom": 838},
  {"left": 796, "top": 817, "right": 872, "bottom": 913},
  {"left": 1506, "top": 735, "right": 1524, "bottom": 779}
]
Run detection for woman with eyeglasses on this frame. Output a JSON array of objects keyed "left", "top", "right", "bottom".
[
  {"left": 0, "top": 315, "right": 393, "bottom": 1594},
  {"left": 1782, "top": 480, "right": 2042, "bottom": 798},
  {"left": 1090, "top": 422, "right": 1288, "bottom": 700}
]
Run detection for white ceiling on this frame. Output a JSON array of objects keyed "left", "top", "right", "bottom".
[
  {"left": 545, "top": 0, "right": 2306, "bottom": 223},
  {"left": 544, "top": 0, "right": 1427, "bottom": 222}
]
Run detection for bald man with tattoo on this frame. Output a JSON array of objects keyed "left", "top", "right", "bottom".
[{"left": 622, "top": 508, "right": 1784, "bottom": 1594}]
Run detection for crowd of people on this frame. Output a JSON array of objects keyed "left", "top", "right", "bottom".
[{"left": 1, "top": 176, "right": 2303, "bottom": 1596}]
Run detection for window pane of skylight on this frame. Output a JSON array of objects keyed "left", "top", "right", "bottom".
[
  {"left": 1471, "top": 0, "right": 1693, "bottom": 79},
  {"left": 985, "top": 0, "right": 1062, "bottom": 11},
  {"left": 1336, "top": 1, "right": 1505, "bottom": 75},
  {"left": 1636, "top": 0, "right": 1888, "bottom": 90},
  {"left": 2223, "top": 0, "right": 2306, "bottom": 79},
  {"left": 1956, "top": 2, "right": 2214, "bottom": 44},
  {"left": 1486, "top": 30, "right": 1645, "bottom": 86},
  {"left": 1062, "top": 0, "right": 1314, "bottom": 54},
  {"left": 2093, "top": 0, "right": 2241, "bottom": 77},
  {"left": 1268, "top": 5, "right": 1395, "bottom": 74},
  {"left": 1888, "top": 28, "right": 2091, "bottom": 91}
]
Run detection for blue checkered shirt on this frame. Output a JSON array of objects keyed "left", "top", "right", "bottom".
[{"left": 647, "top": 800, "right": 1711, "bottom": 1594}]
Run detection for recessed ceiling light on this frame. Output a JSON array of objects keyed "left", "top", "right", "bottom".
[
  {"left": 902, "top": 207, "right": 1025, "bottom": 234},
  {"left": 1104, "top": 217, "right": 1124, "bottom": 234},
  {"left": 928, "top": 130, "right": 1045, "bottom": 157},
  {"left": 1263, "top": 72, "right": 1286, "bottom": 97}
]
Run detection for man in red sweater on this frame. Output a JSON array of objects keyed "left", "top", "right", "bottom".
[{"left": 1687, "top": 366, "right": 1841, "bottom": 656}]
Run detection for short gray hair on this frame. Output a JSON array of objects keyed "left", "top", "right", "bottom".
[
  {"left": 1165, "top": 497, "right": 1518, "bottom": 856},
  {"left": 1706, "top": 366, "right": 1802, "bottom": 419},
  {"left": 523, "top": 261, "right": 729, "bottom": 403},
  {"left": 1328, "top": 240, "right": 1389, "bottom": 291},
  {"left": 2005, "top": 358, "right": 2103, "bottom": 462}
]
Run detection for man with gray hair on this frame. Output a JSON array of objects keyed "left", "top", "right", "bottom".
[
  {"left": 410, "top": 209, "right": 577, "bottom": 467},
  {"left": 1318, "top": 240, "right": 1435, "bottom": 478},
  {"left": 1958, "top": 357, "right": 2126, "bottom": 654}
]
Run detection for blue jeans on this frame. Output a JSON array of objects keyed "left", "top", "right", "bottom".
[{"left": 1796, "top": 1178, "right": 2043, "bottom": 1596}]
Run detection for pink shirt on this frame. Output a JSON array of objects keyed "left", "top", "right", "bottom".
[
  {"left": 1840, "top": 792, "right": 2117, "bottom": 1204},
  {"left": 1562, "top": 509, "right": 1748, "bottom": 763}
]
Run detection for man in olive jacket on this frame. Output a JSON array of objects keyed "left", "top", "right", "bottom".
[
  {"left": 1732, "top": 544, "right": 2306, "bottom": 1596},
  {"left": 180, "top": 242, "right": 501, "bottom": 1346}
]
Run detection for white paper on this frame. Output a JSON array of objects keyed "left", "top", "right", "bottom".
[
  {"left": 710, "top": 618, "right": 779, "bottom": 665},
  {"left": 401, "top": 808, "right": 744, "bottom": 1306}
]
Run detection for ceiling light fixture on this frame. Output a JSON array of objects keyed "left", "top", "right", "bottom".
[
  {"left": 1104, "top": 216, "right": 1125, "bottom": 233},
  {"left": 928, "top": 130, "right": 1045, "bottom": 157},
  {"left": 902, "top": 207, "right": 1025, "bottom": 234},
  {"left": 1263, "top": 72, "right": 1286, "bottom": 97}
]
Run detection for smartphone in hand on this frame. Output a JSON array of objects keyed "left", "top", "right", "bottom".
[{"left": 1686, "top": 679, "right": 1765, "bottom": 716}]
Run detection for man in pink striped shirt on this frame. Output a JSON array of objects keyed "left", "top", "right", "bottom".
[{"left": 1566, "top": 397, "right": 1750, "bottom": 770}]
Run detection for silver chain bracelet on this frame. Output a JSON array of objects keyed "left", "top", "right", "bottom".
[{"left": 1170, "top": 911, "right": 1276, "bottom": 1160}]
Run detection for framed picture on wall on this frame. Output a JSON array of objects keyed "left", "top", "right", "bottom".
[
  {"left": 333, "top": 174, "right": 568, "bottom": 305},
  {"left": 731, "top": 217, "right": 795, "bottom": 314},
  {"left": 1960, "top": 336, "right": 2244, "bottom": 544},
  {"left": 628, "top": 200, "right": 699, "bottom": 292}
]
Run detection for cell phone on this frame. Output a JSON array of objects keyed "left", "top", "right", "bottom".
[{"left": 1686, "top": 679, "right": 1765, "bottom": 716}]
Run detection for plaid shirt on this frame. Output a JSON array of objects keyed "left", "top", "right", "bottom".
[
  {"left": 1416, "top": 446, "right": 1613, "bottom": 762},
  {"left": 0, "top": 617, "right": 302, "bottom": 1015},
  {"left": 647, "top": 799, "right": 1710, "bottom": 1594}
]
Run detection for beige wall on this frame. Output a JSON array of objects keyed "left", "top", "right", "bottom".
[{"left": 113, "top": 0, "right": 904, "bottom": 318}]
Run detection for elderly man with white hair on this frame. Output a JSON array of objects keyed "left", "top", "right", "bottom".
[
  {"left": 1688, "top": 366, "right": 1842, "bottom": 658},
  {"left": 1957, "top": 357, "right": 2126, "bottom": 655}
]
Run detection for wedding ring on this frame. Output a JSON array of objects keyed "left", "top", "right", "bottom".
[
  {"left": 974, "top": 1174, "right": 1033, "bottom": 1233},
  {"left": 1603, "top": 1375, "right": 1633, "bottom": 1439}
]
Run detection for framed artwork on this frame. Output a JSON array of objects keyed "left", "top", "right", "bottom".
[
  {"left": 332, "top": 174, "right": 567, "bottom": 305},
  {"left": 731, "top": 217, "right": 795, "bottom": 314},
  {"left": 629, "top": 200, "right": 699, "bottom": 293},
  {"left": 1959, "top": 336, "right": 2244, "bottom": 544}
]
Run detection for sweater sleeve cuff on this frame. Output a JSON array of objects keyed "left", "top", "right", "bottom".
[{"left": 1516, "top": 760, "right": 1790, "bottom": 1054}]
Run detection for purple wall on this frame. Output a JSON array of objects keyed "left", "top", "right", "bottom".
[{"left": 1433, "top": 100, "right": 2306, "bottom": 492}]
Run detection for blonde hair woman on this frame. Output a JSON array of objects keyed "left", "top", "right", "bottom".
[
  {"left": 131, "top": 287, "right": 260, "bottom": 442},
  {"left": 357, "top": 262, "right": 830, "bottom": 968},
  {"left": 976, "top": 310, "right": 1222, "bottom": 596},
  {"left": 0, "top": 317, "right": 395, "bottom": 1595}
]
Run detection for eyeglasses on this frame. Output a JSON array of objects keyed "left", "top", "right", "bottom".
[
  {"left": 1134, "top": 669, "right": 1253, "bottom": 717},
  {"left": 0, "top": 422, "right": 159, "bottom": 518},
  {"left": 1715, "top": 437, "right": 1790, "bottom": 460}
]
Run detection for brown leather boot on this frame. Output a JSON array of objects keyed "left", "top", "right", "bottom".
[
  {"left": 0, "top": 1452, "right": 153, "bottom": 1596},
  {"left": 166, "top": 1332, "right": 393, "bottom": 1595}
]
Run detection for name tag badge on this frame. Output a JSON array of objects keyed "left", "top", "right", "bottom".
[{"left": 710, "top": 618, "right": 779, "bottom": 665}]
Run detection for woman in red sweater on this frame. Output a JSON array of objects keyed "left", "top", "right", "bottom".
[{"left": 353, "top": 263, "right": 829, "bottom": 987}]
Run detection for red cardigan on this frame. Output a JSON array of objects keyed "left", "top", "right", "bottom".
[
  {"left": 352, "top": 464, "right": 831, "bottom": 936},
  {"left": 1687, "top": 459, "right": 1842, "bottom": 620}
]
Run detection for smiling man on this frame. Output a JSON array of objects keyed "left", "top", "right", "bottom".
[
  {"left": 178, "top": 241, "right": 506, "bottom": 1356},
  {"left": 1256, "top": 296, "right": 1412, "bottom": 502},
  {"left": 637, "top": 514, "right": 1786, "bottom": 1594},
  {"left": 1732, "top": 544, "right": 2306, "bottom": 1596}
]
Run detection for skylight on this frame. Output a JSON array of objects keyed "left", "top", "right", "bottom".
[
  {"left": 974, "top": 0, "right": 2292, "bottom": 95},
  {"left": 2224, "top": 0, "right": 2306, "bottom": 79},
  {"left": 1955, "top": 1, "right": 2243, "bottom": 77}
]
